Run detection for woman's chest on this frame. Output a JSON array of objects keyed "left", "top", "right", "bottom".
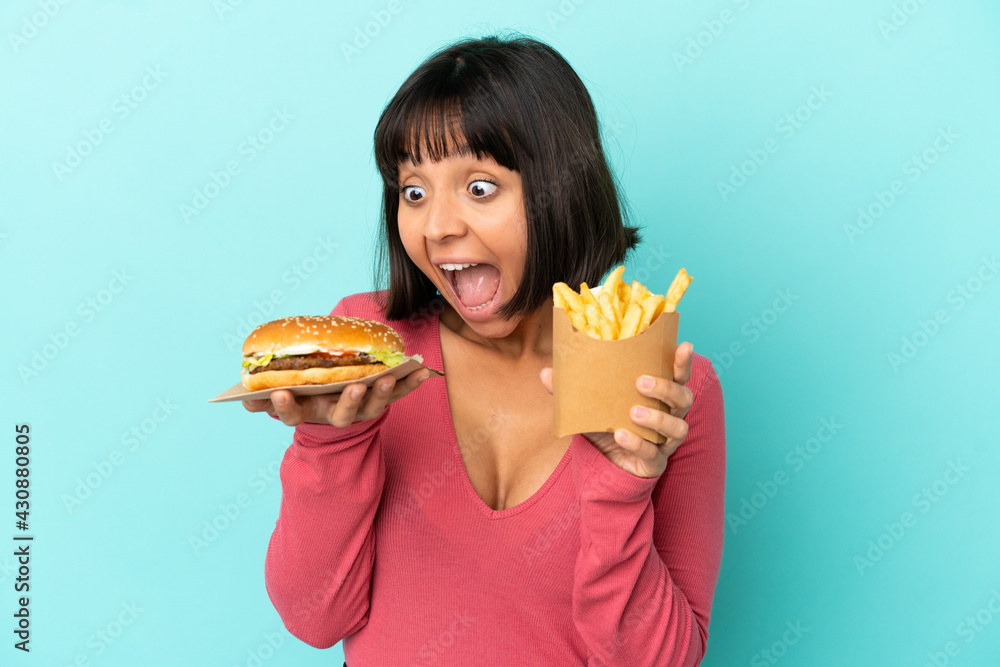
[{"left": 442, "top": 347, "right": 572, "bottom": 513}]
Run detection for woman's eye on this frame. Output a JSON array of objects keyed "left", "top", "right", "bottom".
[
  {"left": 400, "top": 185, "right": 425, "bottom": 202},
  {"left": 469, "top": 180, "right": 497, "bottom": 198}
]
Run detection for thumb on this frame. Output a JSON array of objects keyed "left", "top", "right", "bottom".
[{"left": 539, "top": 367, "right": 553, "bottom": 395}]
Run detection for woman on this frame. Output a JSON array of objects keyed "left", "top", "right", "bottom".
[{"left": 245, "top": 34, "right": 726, "bottom": 666}]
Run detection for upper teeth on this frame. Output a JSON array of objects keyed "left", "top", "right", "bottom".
[{"left": 439, "top": 263, "right": 478, "bottom": 271}]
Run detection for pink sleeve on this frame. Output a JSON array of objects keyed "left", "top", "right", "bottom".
[
  {"left": 571, "top": 360, "right": 726, "bottom": 666},
  {"left": 263, "top": 296, "right": 389, "bottom": 648}
]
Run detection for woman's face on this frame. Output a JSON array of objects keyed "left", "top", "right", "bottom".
[{"left": 396, "top": 149, "right": 528, "bottom": 339}]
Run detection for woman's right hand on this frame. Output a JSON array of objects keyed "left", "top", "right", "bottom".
[{"left": 242, "top": 368, "right": 432, "bottom": 427}]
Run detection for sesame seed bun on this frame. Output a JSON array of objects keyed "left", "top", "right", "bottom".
[{"left": 242, "top": 315, "right": 404, "bottom": 356}]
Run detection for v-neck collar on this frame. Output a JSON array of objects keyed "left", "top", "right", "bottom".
[{"left": 430, "top": 307, "right": 575, "bottom": 520}]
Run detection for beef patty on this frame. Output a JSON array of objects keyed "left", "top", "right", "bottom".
[{"left": 248, "top": 353, "right": 378, "bottom": 374}]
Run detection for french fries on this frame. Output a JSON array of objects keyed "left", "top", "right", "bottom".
[
  {"left": 552, "top": 266, "right": 691, "bottom": 341},
  {"left": 554, "top": 282, "right": 585, "bottom": 314},
  {"left": 639, "top": 294, "right": 664, "bottom": 331},
  {"left": 663, "top": 268, "right": 692, "bottom": 313},
  {"left": 580, "top": 282, "right": 599, "bottom": 308}
]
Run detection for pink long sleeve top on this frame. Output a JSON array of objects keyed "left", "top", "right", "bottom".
[{"left": 264, "top": 290, "right": 727, "bottom": 666}]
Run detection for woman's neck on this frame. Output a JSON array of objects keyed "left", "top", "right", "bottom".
[{"left": 440, "top": 296, "right": 554, "bottom": 364}]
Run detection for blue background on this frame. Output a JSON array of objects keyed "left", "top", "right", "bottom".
[{"left": 3, "top": 0, "right": 999, "bottom": 665}]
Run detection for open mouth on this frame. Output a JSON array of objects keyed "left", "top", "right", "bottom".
[{"left": 439, "top": 263, "right": 502, "bottom": 311}]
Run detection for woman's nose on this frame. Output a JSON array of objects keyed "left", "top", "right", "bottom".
[{"left": 422, "top": 191, "right": 467, "bottom": 242}]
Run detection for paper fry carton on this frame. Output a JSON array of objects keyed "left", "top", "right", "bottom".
[{"left": 552, "top": 287, "right": 678, "bottom": 445}]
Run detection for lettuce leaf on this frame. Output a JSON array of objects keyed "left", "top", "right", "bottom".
[
  {"left": 373, "top": 349, "right": 405, "bottom": 367},
  {"left": 242, "top": 353, "right": 274, "bottom": 370}
]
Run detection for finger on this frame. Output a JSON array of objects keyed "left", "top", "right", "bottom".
[
  {"left": 296, "top": 392, "right": 339, "bottom": 424},
  {"left": 242, "top": 398, "right": 271, "bottom": 413},
  {"left": 298, "top": 373, "right": 419, "bottom": 424},
  {"left": 635, "top": 374, "right": 693, "bottom": 416},
  {"left": 270, "top": 389, "right": 305, "bottom": 426},
  {"left": 539, "top": 367, "right": 553, "bottom": 395},
  {"left": 355, "top": 375, "right": 397, "bottom": 422},
  {"left": 613, "top": 427, "right": 661, "bottom": 461},
  {"left": 389, "top": 370, "right": 431, "bottom": 403},
  {"left": 673, "top": 342, "right": 694, "bottom": 385},
  {"left": 630, "top": 405, "right": 690, "bottom": 442},
  {"left": 326, "top": 382, "right": 369, "bottom": 427}
]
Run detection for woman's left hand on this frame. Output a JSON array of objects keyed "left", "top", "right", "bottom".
[{"left": 540, "top": 342, "right": 695, "bottom": 479}]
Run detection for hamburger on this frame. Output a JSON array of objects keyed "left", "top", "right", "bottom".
[{"left": 241, "top": 315, "right": 406, "bottom": 391}]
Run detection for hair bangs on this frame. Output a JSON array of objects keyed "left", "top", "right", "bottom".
[{"left": 375, "top": 85, "right": 522, "bottom": 188}]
